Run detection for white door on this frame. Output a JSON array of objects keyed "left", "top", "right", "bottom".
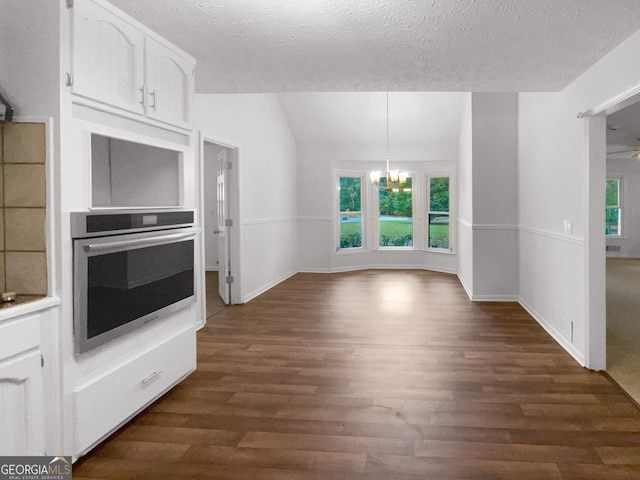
[{"left": 216, "top": 148, "right": 231, "bottom": 304}]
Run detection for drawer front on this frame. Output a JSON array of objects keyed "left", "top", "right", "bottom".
[
  {"left": 0, "top": 314, "right": 41, "bottom": 362},
  {"left": 73, "top": 326, "right": 196, "bottom": 455}
]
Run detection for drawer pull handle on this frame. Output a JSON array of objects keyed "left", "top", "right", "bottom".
[{"left": 141, "top": 370, "right": 163, "bottom": 385}]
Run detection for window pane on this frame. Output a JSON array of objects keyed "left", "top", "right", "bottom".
[
  {"left": 430, "top": 177, "right": 449, "bottom": 212},
  {"left": 340, "top": 213, "right": 362, "bottom": 248},
  {"left": 340, "top": 177, "right": 361, "bottom": 212},
  {"left": 379, "top": 177, "right": 413, "bottom": 247},
  {"left": 606, "top": 179, "right": 619, "bottom": 207},
  {"left": 429, "top": 214, "right": 449, "bottom": 249},
  {"left": 339, "top": 177, "right": 362, "bottom": 249},
  {"left": 606, "top": 207, "right": 620, "bottom": 236}
]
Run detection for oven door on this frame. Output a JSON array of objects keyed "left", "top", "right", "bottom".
[{"left": 73, "top": 228, "right": 196, "bottom": 354}]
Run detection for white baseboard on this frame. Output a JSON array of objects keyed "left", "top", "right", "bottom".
[
  {"left": 518, "top": 298, "right": 586, "bottom": 367},
  {"left": 299, "top": 264, "right": 457, "bottom": 275},
  {"left": 457, "top": 273, "right": 473, "bottom": 301}
]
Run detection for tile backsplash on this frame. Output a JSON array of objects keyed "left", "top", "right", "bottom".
[{"left": 0, "top": 122, "right": 47, "bottom": 296}]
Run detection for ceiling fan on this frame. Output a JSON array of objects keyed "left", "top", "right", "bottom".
[{"left": 606, "top": 139, "right": 640, "bottom": 159}]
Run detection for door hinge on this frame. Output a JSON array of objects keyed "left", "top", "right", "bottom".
[
  {"left": 41, "top": 354, "right": 45, "bottom": 368},
  {"left": 65, "top": 73, "right": 73, "bottom": 87},
  {"left": 225, "top": 218, "right": 233, "bottom": 227},
  {"left": 66, "top": 0, "right": 73, "bottom": 9},
  {"left": 225, "top": 275, "right": 234, "bottom": 284}
]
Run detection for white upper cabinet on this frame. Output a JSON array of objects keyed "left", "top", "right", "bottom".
[
  {"left": 70, "top": 0, "right": 194, "bottom": 130},
  {"left": 71, "top": 0, "right": 145, "bottom": 115},
  {"left": 145, "top": 36, "right": 193, "bottom": 128}
]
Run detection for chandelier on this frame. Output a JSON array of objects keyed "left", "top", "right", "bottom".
[{"left": 370, "top": 92, "right": 409, "bottom": 192}]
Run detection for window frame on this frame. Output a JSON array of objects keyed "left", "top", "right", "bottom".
[
  {"left": 374, "top": 174, "right": 416, "bottom": 250},
  {"left": 335, "top": 171, "right": 366, "bottom": 253},
  {"left": 425, "top": 173, "right": 454, "bottom": 253},
  {"left": 605, "top": 176, "right": 622, "bottom": 237}
]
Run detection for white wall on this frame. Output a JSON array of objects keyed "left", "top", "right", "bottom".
[
  {"left": 519, "top": 28, "right": 640, "bottom": 367},
  {"left": 470, "top": 93, "right": 519, "bottom": 299},
  {"left": 457, "top": 93, "right": 518, "bottom": 300},
  {"left": 0, "top": 1, "right": 60, "bottom": 119},
  {"left": 195, "top": 94, "right": 298, "bottom": 301},
  {"left": 457, "top": 94, "right": 474, "bottom": 293},
  {"left": 606, "top": 159, "right": 640, "bottom": 257}
]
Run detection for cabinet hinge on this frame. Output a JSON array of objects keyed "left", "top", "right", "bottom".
[
  {"left": 65, "top": 72, "right": 73, "bottom": 87},
  {"left": 66, "top": 0, "right": 73, "bottom": 8},
  {"left": 225, "top": 275, "right": 234, "bottom": 284},
  {"left": 225, "top": 218, "right": 233, "bottom": 227},
  {"left": 226, "top": 161, "right": 232, "bottom": 170},
  {"left": 41, "top": 354, "right": 45, "bottom": 368}
]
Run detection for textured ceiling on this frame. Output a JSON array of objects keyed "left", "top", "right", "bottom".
[{"left": 107, "top": 0, "right": 640, "bottom": 93}]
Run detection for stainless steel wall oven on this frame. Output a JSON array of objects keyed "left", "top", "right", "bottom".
[{"left": 71, "top": 210, "right": 196, "bottom": 354}]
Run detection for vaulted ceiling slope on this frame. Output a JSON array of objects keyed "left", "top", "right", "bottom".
[
  {"left": 108, "top": 0, "right": 640, "bottom": 93},
  {"left": 276, "top": 92, "right": 466, "bottom": 147}
]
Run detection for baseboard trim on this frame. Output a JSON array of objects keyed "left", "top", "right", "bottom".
[
  {"left": 299, "top": 265, "right": 458, "bottom": 275},
  {"left": 518, "top": 298, "right": 586, "bottom": 367},
  {"left": 457, "top": 273, "right": 473, "bottom": 301}
]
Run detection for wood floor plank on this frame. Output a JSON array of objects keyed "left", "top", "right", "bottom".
[{"left": 73, "top": 269, "right": 640, "bottom": 480}]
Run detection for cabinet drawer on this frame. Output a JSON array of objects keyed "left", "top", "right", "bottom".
[
  {"left": 73, "top": 326, "right": 196, "bottom": 455},
  {"left": 0, "top": 314, "right": 40, "bottom": 362}
]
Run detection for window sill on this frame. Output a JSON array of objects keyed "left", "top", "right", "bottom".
[
  {"left": 335, "top": 248, "right": 368, "bottom": 255},
  {"left": 425, "top": 248, "right": 455, "bottom": 255}
]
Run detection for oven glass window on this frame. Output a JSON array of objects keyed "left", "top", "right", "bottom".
[{"left": 86, "top": 240, "right": 194, "bottom": 339}]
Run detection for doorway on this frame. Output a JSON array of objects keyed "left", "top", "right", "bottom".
[
  {"left": 604, "top": 102, "right": 640, "bottom": 402},
  {"left": 586, "top": 90, "right": 640, "bottom": 404},
  {"left": 201, "top": 137, "right": 241, "bottom": 315}
]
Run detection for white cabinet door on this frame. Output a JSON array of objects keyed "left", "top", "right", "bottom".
[
  {"left": 0, "top": 351, "right": 44, "bottom": 456},
  {"left": 72, "top": 0, "right": 145, "bottom": 115},
  {"left": 145, "top": 37, "right": 193, "bottom": 128}
]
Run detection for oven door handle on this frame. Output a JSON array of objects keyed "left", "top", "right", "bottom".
[{"left": 84, "top": 231, "right": 196, "bottom": 253}]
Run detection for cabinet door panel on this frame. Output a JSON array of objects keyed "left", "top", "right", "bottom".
[
  {"left": 72, "top": 0, "right": 145, "bottom": 115},
  {"left": 0, "top": 351, "right": 44, "bottom": 455},
  {"left": 145, "top": 37, "right": 193, "bottom": 128}
]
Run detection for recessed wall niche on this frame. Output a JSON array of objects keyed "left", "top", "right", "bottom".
[
  {"left": 0, "top": 122, "right": 48, "bottom": 298},
  {"left": 91, "top": 134, "right": 181, "bottom": 208}
]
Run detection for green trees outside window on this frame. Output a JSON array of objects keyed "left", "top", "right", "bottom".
[
  {"left": 379, "top": 177, "right": 413, "bottom": 246},
  {"left": 339, "top": 177, "right": 362, "bottom": 249},
  {"left": 606, "top": 178, "right": 621, "bottom": 236},
  {"left": 428, "top": 177, "right": 450, "bottom": 249}
]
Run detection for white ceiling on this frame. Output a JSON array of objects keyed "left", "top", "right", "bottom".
[{"left": 107, "top": 0, "right": 640, "bottom": 93}]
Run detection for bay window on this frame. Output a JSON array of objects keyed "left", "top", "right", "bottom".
[
  {"left": 337, "top": 175, "right": 363, "bottom": 250},
  {"left": 427, "top": 176, "right": 450, "bottom": 250}
]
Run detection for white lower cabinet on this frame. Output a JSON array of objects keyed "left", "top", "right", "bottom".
[
  {"left": 0, "top": 314, "right": 44, "bottom": 456},
  {"left": 73, "top": 325, "right": 196, "bottom": 456}
]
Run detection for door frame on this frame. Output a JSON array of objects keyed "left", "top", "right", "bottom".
[
  {"left": 198, "top": 133, "right": 242, "bottom": 314},
  {"left": 584, "top": 84, "right": 640, "bottom": 370}
]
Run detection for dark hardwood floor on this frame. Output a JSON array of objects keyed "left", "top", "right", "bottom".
[{"left": 74, "top": 269, "right": 640, "bottom": 479}]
